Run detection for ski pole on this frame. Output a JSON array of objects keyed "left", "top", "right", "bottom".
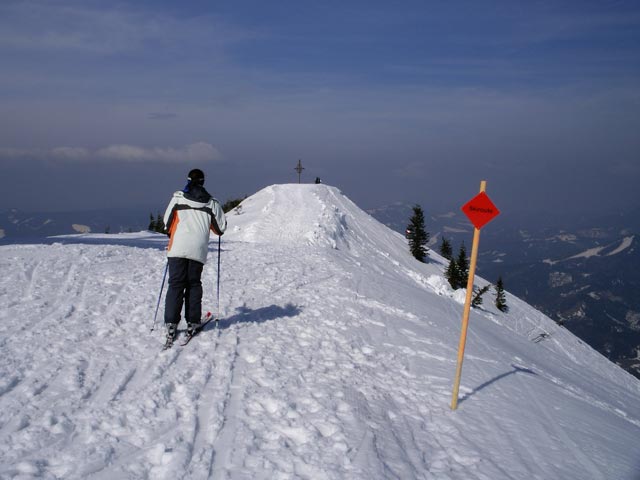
[
  {"left": 216, "top": 235, "right": 221, "bottom": 320},
  {"left": 151, "top": 260, "right": 169, "bottom": 332}
]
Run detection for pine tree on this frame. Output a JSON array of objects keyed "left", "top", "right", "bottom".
[
  {"left": 472, "top": 285, "right": 490, "bottom": 308},
  {"left": 407, "top": 205, "right": 429, "bottom": 262},
  {"left": 439, "top": 237, "right": 453, "bottom": 260},
  {"left": 223, "top": 197, "right": 246, "bottom": 213},
  {"left": 456, "top": 242, "right": 469, "bottom": 288},
  {"left": 445, "top": 258, "right": 460, "bottom": 289},
  {"left": 155, "top": 212, "right": 166, "bottom": 233},
  {"left": 495, "top": 276, "right": 508, "bottom": 312},
  {"left": 148, "top": 213, "right": 156, "bottom": 232}
]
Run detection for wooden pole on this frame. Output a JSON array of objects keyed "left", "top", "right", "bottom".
[{"left": 451, "top": 180, "right": 486, "bottom": 410}]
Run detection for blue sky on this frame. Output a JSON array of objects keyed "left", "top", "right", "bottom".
[{"left": 1, "top": 0, "right": 639, "bottom": 217}]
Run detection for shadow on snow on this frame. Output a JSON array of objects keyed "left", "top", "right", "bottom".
[
  {"left": 204, "top": 303, "right": 303, "bottom": 332},
  {"left": 459, "top": 364, "right": 537, "bottom": 405}
]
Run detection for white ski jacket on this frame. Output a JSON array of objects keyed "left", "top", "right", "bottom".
[{"left": 163, "top": 186, "right": 227, "bottom": 264}]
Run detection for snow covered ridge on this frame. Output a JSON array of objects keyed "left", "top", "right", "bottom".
[
  {"left": 229, "top": 184, "right": 402, "bottom": 252},
  {"left": 544, "top": 235, "right": 636, "bottom": 264},
  {"left": 567, "top": 235, "right": 635, "bottom": 259},
  {"left": 1, "top": 184, "right": 639, "bottom": 479}
]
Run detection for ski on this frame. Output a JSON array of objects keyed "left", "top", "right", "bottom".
[
  {"left": 161, "top": 312, "right": 214, "bottom": 350},
  {"left": 162, "top": 335, "right": 175, "bottom": 350},
  {"left": 180, "top": 312, "right": 216, "bottom": 346}
]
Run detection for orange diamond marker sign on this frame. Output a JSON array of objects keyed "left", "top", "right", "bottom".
[{"left": 461, "top": 191, "right": 500, "bottom": 229}]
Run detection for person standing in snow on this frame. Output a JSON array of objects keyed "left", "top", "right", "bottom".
[{"left": 163, "top": 168, "right": 227, "bottom": 342}]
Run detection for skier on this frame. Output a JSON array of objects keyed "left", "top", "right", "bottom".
[{"left": 163, "top": 168, "right": 227, "bottom": 344}]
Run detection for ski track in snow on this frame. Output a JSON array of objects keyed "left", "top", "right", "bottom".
[{"left": 1, "top": 184, "right": 639, "bottom": 480}]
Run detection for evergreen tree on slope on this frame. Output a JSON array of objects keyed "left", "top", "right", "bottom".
[
  {"left": 472, "top": 285, "right": 490, "bottom": 308},
  {"left": 495, "top": 276, "right": 509, "bottom": 312},
  {"left": 445, "top": 257, "right": 460, "bottom": 289},
  {"left": 456, "top": 242, "right": 469, "bottom": 288},
  {"left": 407, "top": 205, "right": 429, "bottom": 263},
  {"left": 439, "top": 236, "right": 453, "bottom": 260}
]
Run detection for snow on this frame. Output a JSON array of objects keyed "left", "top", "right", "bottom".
[
  {"left": 563, "top": 235, "right": 634, "bottom": 261},
  {"left": 568, "top": 246, "right": 606, "bottom": 260},
  {"left": 1, "top": 184, "right": 639, "bottom": 480},
  {"left": 607, "top": 235, "right": 634, "bottom": 256},
  {"left": 549, "top": 234, "right": 577, "bottom": 243},
  {"left": 442, "top": 226, "right": 468, "bottom": 233},
  {"left": 71, "top": 224, "right": 91, "bottom": 234}
]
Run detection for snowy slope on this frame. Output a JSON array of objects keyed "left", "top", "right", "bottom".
[{"left": 0, "top": 184, "right": 639, "bottom": 480}]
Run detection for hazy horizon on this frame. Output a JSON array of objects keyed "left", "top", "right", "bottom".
[{"left": 1, "top": 0, "right": 639, "bottom": 218}]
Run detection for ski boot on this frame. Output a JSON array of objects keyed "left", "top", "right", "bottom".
[
  {"left": 163, "top": 323, "right": 178, "bottom": 350},
  {"left": 186, "top": 322, "right": 202, "bottom": 337}
]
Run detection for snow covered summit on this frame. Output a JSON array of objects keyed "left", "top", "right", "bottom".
[
  {"left": 229, "top": 184, "right": 401, "bottom": 252},
  {"left": 0, "top": 183, "right": 639, "bottom": 479}
]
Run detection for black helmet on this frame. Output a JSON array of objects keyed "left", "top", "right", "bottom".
[{"left": 187, "top": 168, "right": 205, "bottom": 186}]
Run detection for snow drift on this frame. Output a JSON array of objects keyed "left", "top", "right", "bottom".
[{"left": 0, "top": 183, "right": 638, "bottom": 479}]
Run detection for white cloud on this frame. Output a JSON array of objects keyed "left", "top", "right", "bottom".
[
  {"left": 0, "top": 143, "right": 222, "bottom": 164},
  {"left": 96, "top": 142, "right": 222, "bottom": 163},
  {"left": 0, "top": 147, "right": 35, "bottom": 159},
  {"left": 95, "top": 145, "right": 153, "bottom": 162},
  {"left": 184, "top": 142, "right": 222, "bottom": 163},
  {"left": 51, "top": 146, "right": 90, "bottom": 161}
]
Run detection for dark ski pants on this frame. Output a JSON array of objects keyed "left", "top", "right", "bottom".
[{"left": 164, "top": 257, "right": 204, "bottom": 326}]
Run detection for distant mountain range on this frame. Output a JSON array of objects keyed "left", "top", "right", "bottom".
[
  {"left": 0, "top": 208, "right": 151, "bottom": 241},
  {"left": 368, "top": 203, "right": 640, "bottom": 380},
  {"left": 3, "top": 203, "right": 639, "bottom": 380}
]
